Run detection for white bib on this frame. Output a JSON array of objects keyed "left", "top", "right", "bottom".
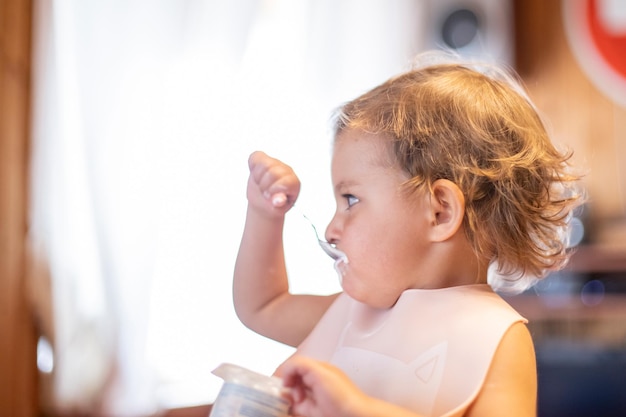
[{"left": 296, "top": 284, "right": 526, "bottom": 417}]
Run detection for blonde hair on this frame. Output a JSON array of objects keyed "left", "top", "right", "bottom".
[{"left": 333, "top": 53, "right": 584, "bottom": 293}]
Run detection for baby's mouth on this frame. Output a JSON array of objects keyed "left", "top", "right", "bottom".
[
  {"left": 318, "top": 240, "right": 345, "bottom": 261},
  {"left": 317, "top": 239, "right": 349, "bottom": 285}
]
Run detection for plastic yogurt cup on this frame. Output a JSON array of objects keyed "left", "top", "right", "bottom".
[{"left": 209, "top": 363, "right": 290, "bottom": 417}]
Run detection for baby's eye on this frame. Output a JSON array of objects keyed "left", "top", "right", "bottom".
[{"left": 343, "top": 194, "right": 360, "bottom": 208}]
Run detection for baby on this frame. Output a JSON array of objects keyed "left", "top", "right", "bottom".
[{"left": 234, "top": 53, "right": 583, "bottom": 417}]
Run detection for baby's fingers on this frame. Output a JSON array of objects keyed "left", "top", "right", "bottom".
[
  {"left": 248, "top": 151, "right": 300, "bottom": 208},
  {"left": 270, "top": 192, "right": 288, "bottom": 208}
]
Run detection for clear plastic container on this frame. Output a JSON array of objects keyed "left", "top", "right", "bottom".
[{"left": 209, "top": 363, "right": 290, "bottom": 417}]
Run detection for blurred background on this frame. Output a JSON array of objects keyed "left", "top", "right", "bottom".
[{"left": 1, "top": 0, "right": 625, "bottom": 416}]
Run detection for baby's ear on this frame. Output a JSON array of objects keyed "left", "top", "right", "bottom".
[{"left": 428, "top": 179, "right": 465, "bottom": 242}]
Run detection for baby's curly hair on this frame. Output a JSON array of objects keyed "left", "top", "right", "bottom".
[{"left": 333, "top": 54, "right": 584, "bottom": 293}]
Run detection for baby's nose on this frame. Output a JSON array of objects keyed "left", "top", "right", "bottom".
[{"left": 324, "top": 215, "right": 341, "bottom": 244}]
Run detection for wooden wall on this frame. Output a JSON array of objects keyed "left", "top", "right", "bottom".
[
  {"left": 514, "top": 0, "right": 626, "bottom": 247},
  {"left": 0, "top": 0, "right": 37, "bottom": 416}
]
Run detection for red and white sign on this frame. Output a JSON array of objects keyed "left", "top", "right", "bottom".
[{"left": 563, "top": 0, "right": 626, "bottom": 107}]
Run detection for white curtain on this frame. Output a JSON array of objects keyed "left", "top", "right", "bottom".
[{"left": 29, "top": 0, "right": 424, "bottom": 415}]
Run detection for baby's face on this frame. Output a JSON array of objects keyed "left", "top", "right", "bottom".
[{"left": 326, "top": 129, "right": 432, "bottom": 309}]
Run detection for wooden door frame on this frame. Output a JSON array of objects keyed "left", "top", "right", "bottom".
[{"left": 0, "top": 0, "right": 38, "bottom": 415}]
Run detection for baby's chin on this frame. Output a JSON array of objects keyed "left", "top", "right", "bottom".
[{"left": 341, "top": 280, "right": 401, "bottom": 310}]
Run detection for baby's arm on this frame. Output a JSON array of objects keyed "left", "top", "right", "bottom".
[
  {"left": 465, "top": 321, "right": 537, "bottom": 417},
  {"left": 233, "top": 151, "right": 339, "bottom": 347}
]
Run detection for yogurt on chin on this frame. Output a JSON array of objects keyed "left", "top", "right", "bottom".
[{"left": 333, "top": 253, "right": 349, "bottom": 286}]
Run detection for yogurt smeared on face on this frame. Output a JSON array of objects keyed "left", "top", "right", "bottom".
[
  {"left": 332, "top": 251, "right": 349, "bottom": 286},
  {"left": 314, "top": 232, "right": 349, "bottom": 286}
]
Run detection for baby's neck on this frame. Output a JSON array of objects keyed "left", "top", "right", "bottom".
[{"left": 412, "top": 236, "right": 488, "bottom": 290}]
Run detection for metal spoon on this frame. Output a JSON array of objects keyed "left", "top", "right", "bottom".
[
  {"left": 300, "top": 212, "right": 346, "bottom": 261},
  {"left": 271, "top": 193, "right": 347, "bottom": 262}
]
